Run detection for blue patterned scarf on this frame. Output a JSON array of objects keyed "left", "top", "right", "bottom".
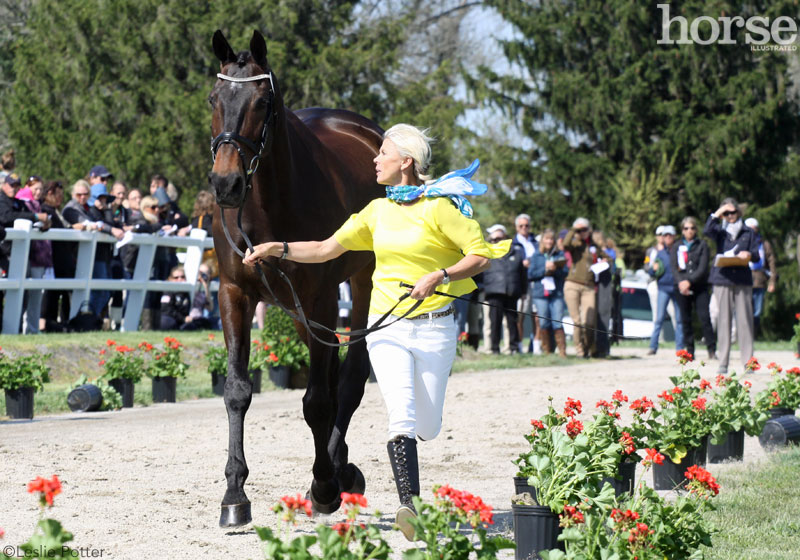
[{"left": 384, "top": 159, "right": 488, "bottom": 217}]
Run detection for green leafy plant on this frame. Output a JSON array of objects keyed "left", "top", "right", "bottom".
[
  {"left": 146, "top": 337, "right": 189, "bottom": 379},
  {"left": 514, "top": 397, "right": 620, "bottom": 513},
  {"left": 256, "top": 491, "right": 392, "bottom": 560},
  {"left": 97, "top": 339, "right": 145, "bottom": 383},
  {"left": 405, "top": 485, "right": 515, "bottom": 560},
  {"left": 629, "top": 356, "right": 717, "bottom": 463},
  {"left": 707, "top": 370, "right": 769, "bottom": 443},
  {"left": 755, "top": 361, "right": 800, "bottom": 412},
  {"left": 65, "top": 375, "right": 121, "bottom": 411},
  {"left": 1, "top": 475, "right": 75, "bottom": 560},
  {"left": 541, "top": 457, "right": 719, "bottom": 560},
  {"left": 260, "top": 306, "right": 309, "bottom": 370},
  {"left": 0, "top": 349, "right": 51, "bottom": 391},
  {"left": 791, "top": 312, "right": 800, "bottom": 350},
  {"left": 205, "top": 333, "right": 227, "bottom": 377}
]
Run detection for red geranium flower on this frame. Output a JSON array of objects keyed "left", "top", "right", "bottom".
[
  {"left": 685, "top": 465, "right": 720, "bottom": 496},
  {"left": 643, "top": 448, "right": 664, "bottom": 466},
  {"left": 275, "top": 493, "right": 313, "bottom": 524},
  {"left": 699, "top": 379, "right": 711, "bottom": 391},
  {"left": 691, "top": 397, "right": 707, "bottom": 411},
  {"left": 612, "top": 390, "right": 628, "bottom": 403},
  {"left": 106, "top": 339, "right": 116, "bottom": 347},
  {"left": 531, "top": 419, "right": 545, "bottom": 431},
  {"left": 657, "top": 390, "right": 674, "bottom": 403},
  {"left": 786, "top": 367, "right": 800, "bottom": 376},
  {"left": 630, "top": 396, "right": 654, "bottom": 414},
  {"left": 559, "top": 504, "right": 585, "bottom": 528},
  {"left": 98, "top": 360, "right": 105, "bottom": 366},
  {"left": 771, "top": 391, "right": 781, "bottom": 407},
  {"left": 27, "top": 475, "right": 62, "bottom": 507},
  {"left": 341, "top": 492, "right": 368, "bottom": 508},
  {"left": 619, "top": 431, "right": 636, "bottom": 455},
  {"left": 563, "top": 397, "right": 582, "bottom": 417},
  {"left": 743, "top": 380, "right": 752, "bottom": 389},
  {"left": 746, "top": 357, "right": 760, "bottom": 371},
  {"left": 676, "top": 349, "right": 694, "bottom": 364},
  {"left": 671, "top": 386, "right": 682, "bottom": 395},
  {"left": 435, "top": 485, "right": 494, "bottom": 527},
  {"left": 767, "top": 362, "right": 782, "bottom": 372},
  {"left": 566, "top": 419, "right": 583, "bottom": 439}
]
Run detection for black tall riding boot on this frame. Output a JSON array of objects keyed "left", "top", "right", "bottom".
[{"left": 387, "top": 435, "right": 420, "bottom": 541}]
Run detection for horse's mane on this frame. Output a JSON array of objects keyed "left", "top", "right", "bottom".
[{"left": 236, "top": 51, "right": 252, "bottom": 67}]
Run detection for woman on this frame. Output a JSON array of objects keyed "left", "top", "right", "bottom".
[
  {"left": 563, "top": 217, "right": 608, "bottom": 358},
  {"left": 16, "top": 175, "right": 52, "bottom": 333},
  {"left": 528, "top": 228, "right": 568, "bottom": 356},
  {"left": 671, "top": 216, "right": 715, "bottom": 360},
  {"left": 190, "top": 190, "right": 218, "bottom": 279},
  {"left": 243, "top": 124, "right": 509, "bottom": 539},
  {"left": 40, "top": 180, "right": 74, "bottom": 328},
  {"left": 126, "top": 188, "right": 143, "bottom": 222},
  {"left": 703, "top": 198, "right": 756, "bottom": 374}
]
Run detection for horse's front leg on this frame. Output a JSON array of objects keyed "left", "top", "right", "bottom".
[
  {"left": 219, "top": 282, "right": 257, "bottom": 527},
  {"left": 302, "top": 297, "right": 344, "bottom": 513}
]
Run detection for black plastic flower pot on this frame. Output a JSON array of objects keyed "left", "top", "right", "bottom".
[
  {"left": 601, "top": 459, "right": 636, "bottom": 496},
  {"left": 109, "top": 378, "right": 134, "bottom": 408},
  {"left": 268, "top": 365, "right": 290, "bottom": 389},
  {"left": 67, "top": 384, "right": 103, "bottom": 412},
  {"left": 249, "top": 369, "right": 262, "bottom": 394},
  {"left": 769, "top": 407, "right": 795, "bottom": 419},
  {"left": 513, "top": 476, "right": 538, "bottom": 503},
  {"left": 211, "top": 372, "right": 226, "bottom": 397},
  {"left": 708, "top": 430, "right": 745, "bottom": 463},
  {"left": 652, "top": 438, "right": 707, "bottom": 490},
  {"left": 759, "top": 415, "right": 800, "bottom": 449},
  {"left": 4, "top": 387, "right": 35, "bottom": 419},
  {"left": 512, "top": 503, "right": 562, "bottom": 560},
  {"left": 151, "top": 376, "right": 177, "bottom": 403}
]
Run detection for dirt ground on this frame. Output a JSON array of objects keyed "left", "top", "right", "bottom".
[{"left": 1, "top": 346, "right": 796, "bottom": 559}]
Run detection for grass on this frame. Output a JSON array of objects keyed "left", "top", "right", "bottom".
[{"left": 707, "top": 446, "right": 800, "bottom": 559}]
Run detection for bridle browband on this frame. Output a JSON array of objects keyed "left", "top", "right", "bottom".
[
  {"left": 210, "top": 71, "right": 277, "bottom": 207},
  {"left": 210, "top": 69, "right": 423, "bottom": 348}
]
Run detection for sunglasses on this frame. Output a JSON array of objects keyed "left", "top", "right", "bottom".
[
  {"left": 518, "top": 224, "right": 530, "bottom": 229},
  {"left": 143, "top": 204, "right": 157, "bottom": 209},
  {"left": 575, "top": 228, "right": 588, "bottom": 233},
  {"left": 722, "top": 210, "right": 737, "bottom": 217},
  {"left": 489, "top": 237, "right": 504, "bottom": 243},
  {"left": 683, "top": 226, "right": 696, "bottom": 231},
  {"left": 75, "top": 192, "right": 89, "bottom": 197}
]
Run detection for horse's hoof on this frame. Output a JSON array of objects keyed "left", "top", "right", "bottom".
[
  {"left": 339, "top": 463, "right": 366, "bottom": 495},
  {"left": 308, "top": 481, "right": 342, "bottom": 514},
  {"left": 219, "top": 502, "right": 252, "bottom": 527}
]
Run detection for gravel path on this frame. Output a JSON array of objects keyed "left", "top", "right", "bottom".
[{"left": 1, "top": 347, "right": 795, "bottom": 559}]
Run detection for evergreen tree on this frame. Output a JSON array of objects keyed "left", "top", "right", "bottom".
[{"left": 475, "top": 1, "right": 800, "bottom": 258}]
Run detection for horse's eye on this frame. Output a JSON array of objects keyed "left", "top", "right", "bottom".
[{"left": 254, "top": 97, "right": 268, "bottom": 110}]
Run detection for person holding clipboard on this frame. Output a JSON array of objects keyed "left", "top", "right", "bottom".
[{"left": 703, "top": 198, "right": 758, "bottom": 374}]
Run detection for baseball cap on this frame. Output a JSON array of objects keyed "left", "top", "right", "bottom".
[
  {"left": 572, "top": 217, "right": 590, "bottom": 229},
  {"left": 744, "top": 217, "right": 759, "bottom": 229},
  {"left": 89, "top": 165, "right": 114, "bottom": 179},
  {"left": 88, "top": 183, "right": 111, "bottom": 205},
  {"left": 486, "top": 224, "right": 507, "bottom": 236},
  {"left": 4, "top": 172, "right": 21, "bottom": 186},
  {"left": 655, "top": 226, "right": 664, "bottom": 235},
  {"left": 661, "top": 225, "right": 676, "bottom": 236}
]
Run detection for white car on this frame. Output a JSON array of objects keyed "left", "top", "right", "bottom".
[{"left": 560, "top": 271, "right": 668, "bottom": 341}]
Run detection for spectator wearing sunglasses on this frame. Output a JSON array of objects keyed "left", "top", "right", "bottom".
[
  {"left": 704, "top": 198, "right": 758, "bottom": 373},
  {"left": 671, "top": 216, "right": 714, "bottom": 360},
  {"left": 159, "top": 266, "right": 192, "bottom": 330}
]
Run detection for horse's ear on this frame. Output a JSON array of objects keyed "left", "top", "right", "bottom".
[
  {"left": 250, "top": 30, "right": 268, "bottom": 68},
  {"left": 213, "top": 30, "right": 236, "bottom": 65}
]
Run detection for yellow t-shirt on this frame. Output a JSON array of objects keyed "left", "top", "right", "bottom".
[{"left": 334, "top": 197, "right": 512, "bottom": 316}]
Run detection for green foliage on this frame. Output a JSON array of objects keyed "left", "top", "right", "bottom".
[
  {"left": 707, "top": 372, "right": 768, "bottom": 440},
  {"left": 477, "top": 0, "right": 800, "bottom": 265},
  {"left": 99, "top": 341, "right": 145, "bottom": 383},
  {"left": 205, "top": 339, "right": 227, "bottom": 377},
  {"left": 17, "top": 519, "right": 75, "bottom": 559},
  {"left": 0, "top": 351, "right": 51, "bottom": 391},
  {"left": 146, "top": 337, "right": 189, "bottom": 379},
  {"left": 755, "top": 363, "right": 800, "bottom": 411}
]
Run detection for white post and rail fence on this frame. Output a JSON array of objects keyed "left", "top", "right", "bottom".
[{"left": 0, "top": 219, "right": 218, "bottom": 334}]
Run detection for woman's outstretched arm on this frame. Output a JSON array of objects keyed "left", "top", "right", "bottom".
[{"left": 243, "top": 236, "right": 348, "bottom": 265}]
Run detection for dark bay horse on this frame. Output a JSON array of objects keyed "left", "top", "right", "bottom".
[{"left": 208, "top": 29, "right": 381, "bottom": 527}]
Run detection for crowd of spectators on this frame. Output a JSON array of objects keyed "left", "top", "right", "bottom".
[
  {"left": 463, "top": 200, "right": 777, "bottom": 374},
  {"left": 0, "top": 157, "right": 219, "bottom": 334}
]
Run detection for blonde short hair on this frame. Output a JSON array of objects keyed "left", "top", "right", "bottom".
[{"left": 384, "top": 124, "right": 434, "bottom": 182}]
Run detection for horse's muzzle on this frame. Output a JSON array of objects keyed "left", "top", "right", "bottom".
[{"left": 209, "top": 172, "right": 246, "bottom": 208}]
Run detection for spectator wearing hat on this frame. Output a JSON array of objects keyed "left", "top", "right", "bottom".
[
  {"left": 1, "top": 173, "right": 51, "bottom": 326},
  {"left": 563, "top": 217, "right": 608, "bottom": 358},
  {"left": 85, "top": 170, "right": 124, "bottom": 318},
  {"left": 671, "top": 216, "right": 715, "bottom": 360},
  {"left": 647, "top": 225, "right": 684, "bottom": 355},
  {"left": 704, "top": 198, "right": 758, "bottom": 374},
  {"left": 480, "top": 224, "right": 525, "bottom": 354},
  {"left": 744, "top": 217, "right": 776, "bottom": 337}
]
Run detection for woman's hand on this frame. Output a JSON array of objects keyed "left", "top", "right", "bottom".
[
  {"left": 409, "top": 270, "right": 444, "bottom": 300},
  {"left": 243, "top": 242, "right": 283, "bottom": 265}
]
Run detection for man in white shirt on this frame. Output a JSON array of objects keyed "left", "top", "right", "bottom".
[{"left": 514, "top": 213, "right": 539, "bottom": 353}]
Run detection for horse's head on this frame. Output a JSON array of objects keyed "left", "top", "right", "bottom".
[{"left": 208, "top": 30, "right": 279, "bottom": 208}]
